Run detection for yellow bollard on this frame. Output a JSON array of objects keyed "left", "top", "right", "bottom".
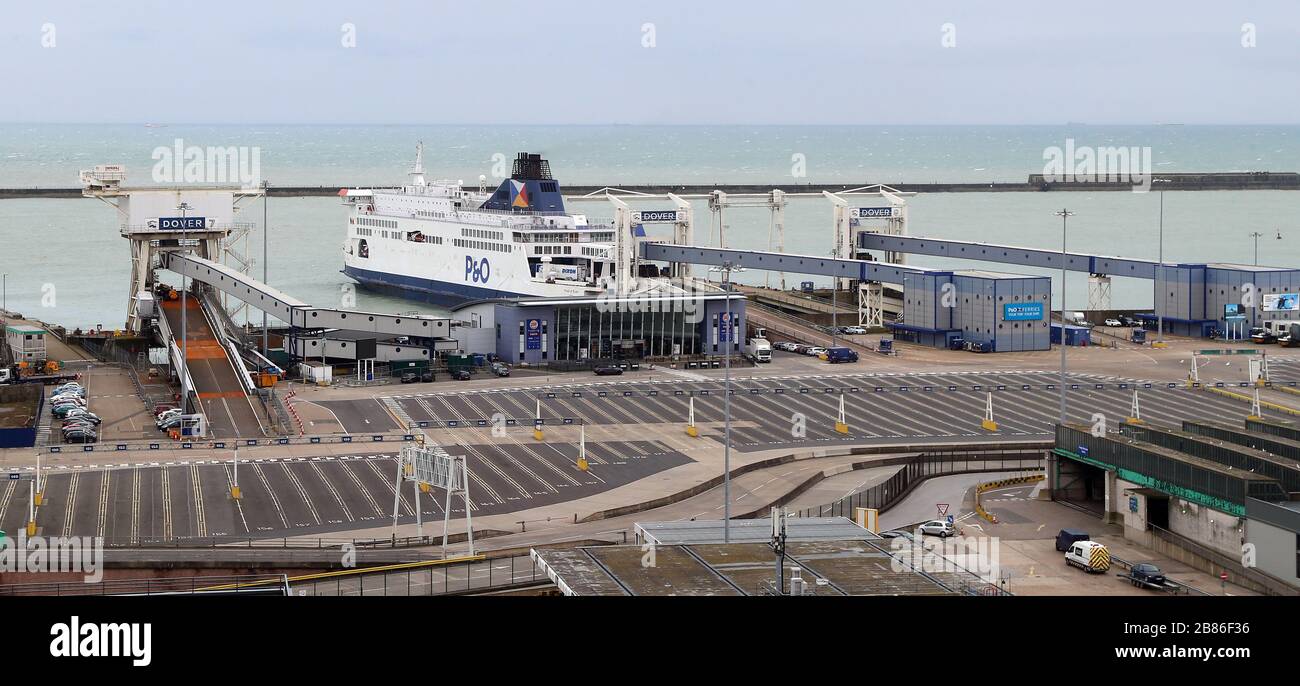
[
  {"left": 686, "top": 425, "right": 698, "bottom": 437},
  {"left": 981, "top": 418, "right": 999, "bottom": 432},
  {"left": 26, "top": 520, "right": 36, "bottom": 536},
  {"left": 834, "top": 421, "right": 849, "bottom": 434},
  {"left": 34, "top": 492, "right": 43, "bottom": 507},
  {"left": 419, "top": 482, "right": 431, "bottom": 493},
  {"left": 533, "top": 428, "right": 544, "bottom": 441},
  {"left": 577, "top": 457, "right": 589, "bottom": 471},
  {"left": 230, "top": 485, "right": 242, "bottom": 500}
]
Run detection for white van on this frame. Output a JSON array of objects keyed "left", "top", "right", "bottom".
[{"left": 1064, "top": 540, "right": 1111, "bottom": 573}]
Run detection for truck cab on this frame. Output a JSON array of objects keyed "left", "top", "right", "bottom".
[{"left": 743, "top": 335, "right": 772, "bottom": 363}]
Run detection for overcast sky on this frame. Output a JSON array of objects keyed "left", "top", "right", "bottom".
[{"left": 3, "top": 0, "right": 1298, "bottom": 125}]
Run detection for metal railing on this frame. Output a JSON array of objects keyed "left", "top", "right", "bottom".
[
  {"left": 793, "top": 447, "right": 1047, "bottom": 519},
  {"left": 0, "top": 574, "right": 289, "bottom": 596},
  {"left": 88, "top": 534, "right": 442, "bottom": 550},
  {"left": 292, "top": 554, "right": 544, "bottom": 596}
]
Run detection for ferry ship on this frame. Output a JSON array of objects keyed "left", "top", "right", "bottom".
[{"left": 341, "top": 146, "right": 617, "bottom": 305}]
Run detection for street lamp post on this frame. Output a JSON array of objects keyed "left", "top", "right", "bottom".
[
  {"left": 1154, "top": 178, "right": 1171, "bottom": 344},
  {"left": 177, "top": 201, "right": 193, "bottom": 414},
  {"left": 709, "top": 261, "right": 744, "bottom": 542},
  {"left": 263, "top": 182, "right": 269, "bottom": 360},
  {"left": 1250, "top": 232, "right": 1264, "bottom": 266},
  {"left": 1056, "top": 208, "right": 1074, "bottom": 424}
]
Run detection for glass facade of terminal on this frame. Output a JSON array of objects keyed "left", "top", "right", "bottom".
[{"left": 553, "top": 304, "right": 703, "bottom": 360}]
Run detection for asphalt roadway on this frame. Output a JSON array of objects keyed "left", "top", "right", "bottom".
[
  {"left": 0, "top": 442, "right": 690, "bottom": 542},
  {"left": 356, "top": 369, "right": 1275, "bottom": 450}
]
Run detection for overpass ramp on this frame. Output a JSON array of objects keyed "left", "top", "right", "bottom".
[{"left": 159, "top": 297, "right": 265, "bottom": 438}]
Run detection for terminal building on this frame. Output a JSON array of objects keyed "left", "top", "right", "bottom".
[
  {"left": 1053, "top": 420, "right": 1300, "bottom": 594},
  {"left": 452, "top": 283, "right": 747, "bottom": 365},
  {"left": 1153, "top": 263, "right": 1300, "bottom": 338},
  {"left": 890, "top": 270, "right": 1051, "bottom": 352}
]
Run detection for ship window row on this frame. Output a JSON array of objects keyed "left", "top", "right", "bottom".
[
  {"left": 453, "top": 238, "right": 510, "bottom": 253},
  {"left": 416, "top": 210, "right": 447, "bottom": 219},
  {"left": 359, "top": 217, "right": 397, "bottom": 229},
  {"left": 582, "top": 247, "right": 608, "bottom": 258},
  {"left": 535, "top": 245, "right": 573, "bottom": 255},
  {"left": 407, "top": 232, "right": 443, "bottom": 245},
  {"left": 462, "top": 228, "right": 503, "bottom": 241}
]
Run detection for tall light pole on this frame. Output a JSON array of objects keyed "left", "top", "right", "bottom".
[
  {"left": 177, "top": 201, "right": 193, "bottom": 413},
  {"left": 262, "top": 182, "right": 269, "bottom": 359},
  {"left": 829, "top": 250, "right": 839, "bottom": 348},
  {"left": 1249, "top": 231, "right": 1264, "bottom": 266},
  {"left": 1154, "top": 178, "right": 1171, "bottom": 345},
  {"left": 1056, "top": 208, "right": 1074, "bottom": 424},
  {"left": 709, "top": 261, "right": 744, "bottom": 542}
]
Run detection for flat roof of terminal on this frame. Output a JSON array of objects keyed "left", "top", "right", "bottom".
[
  {"left": 1064, "top": 424, "right": 1280, "bottom": 481},
  {"left": 1206, "top": 263, "right": 1297, "bottom": 272},
  {"left": 4, "top": 325, "right": 45, "bottom": 334},
  {"left": 954, "top": 269, "right": 1047, "bottom": 280},
  {"left": 533, "top": 538, "right": 974, "bottom": 596},
  {"left": 634, "top": 517, "right": 877, "bottom": 545}
]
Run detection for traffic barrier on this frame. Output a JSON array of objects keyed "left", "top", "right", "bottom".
[
  {"left": 1201, "top": 386, "right": 1300, "bottom": 417},
  {"left": 974, "top": 474, "right": 1045, "bottom": 524}
]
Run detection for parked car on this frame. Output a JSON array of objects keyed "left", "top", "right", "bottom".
[
  {"left": 451, "top": 369, "right": 472, "bottom": 381},
  {"left": 822, "top": 346, "right": 859, "bottom": 363},
  {"left": 52, "top": 405, "right": 85, "bottom": 419},
  {"left": 1250, "top": 327, "right": 1277, "bottom": 344},
  {"left": 1104, "top": 318, "right": 1123, "bottom": 327},
  {"left": 593, "top": 364, "right": 624, "bottom": 376},
  {"left": 917, "top": 520, "right": 956, "bottom": 537},
  {"left": 63, "top": 429, "right": 97, "bottom": 444},
  {"left": 843, "top": 326, "right": 868, "bottom": 335},
  {"left": 1128, "top": 563, "right": 1167, "bottom": 588},
  {"left": 1118, "top": 315, "right": 1139, "bottom": 327},
  {"left": 158, "top": 416, "right": 183, "bottom": 431},
  {"left": 491, "top": 362, "right": 510, "bottom": 377},
  {"left": 64, "top": 410, "right": 101, "bottom": 425},
  {"left": 805, "top": 346, "right": 827, "bottom": 357},
  {"left": 420, "top": 370, "right": 434, "bottom": 382},
  {"left": 399, "top": 372, "right": 419, "bottom": 383},
  {"left": 152, "top": 405, "right": 177, "bottom": 417}
]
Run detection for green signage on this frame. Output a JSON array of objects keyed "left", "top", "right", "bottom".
[{"left": 1052, "top": 448, "right": 1244, "bottom": 516}]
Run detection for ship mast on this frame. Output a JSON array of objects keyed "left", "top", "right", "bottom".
[{"left": 408, "top": 141, "right": 426, "bottom": 186}]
